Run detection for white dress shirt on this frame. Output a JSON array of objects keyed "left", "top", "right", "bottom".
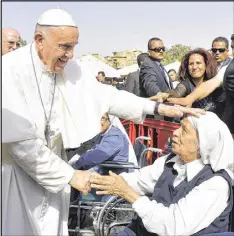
[
  {"left": 121, "top": 155, "right": 230, "bottom": 236},
  {"left": 155, "top": 61, "right": 172, "bottom": 89}
]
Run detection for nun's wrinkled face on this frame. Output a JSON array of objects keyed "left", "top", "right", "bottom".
[
  {"left": 35, "top": 26, "right": 78, "bottom": 72},
  {"left": 172, "top": 118, "right": 199, "bottom": 163},
  {"left": 100, "top": 113, "right": 111, "bottom": 133}
]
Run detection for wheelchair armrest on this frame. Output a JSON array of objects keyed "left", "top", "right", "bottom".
[{"left": 99, "top": 161, "right": 140, "bottom": 169}]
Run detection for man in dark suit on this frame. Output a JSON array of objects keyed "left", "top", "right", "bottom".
[
  {"left": 125, "top": 53, "right": 149, "bottom": 96},
  {"left": 222, "top": 34, "right": 234, "bottom": 133},
  {"left": 211, "top": 36, "right": 232, "bottom": 70},
  {"left": 139, "top": 37, "right": 173, "bottom": 97},
  {"left": 211, "top": 36, "right": 232, "bottom": 117}
]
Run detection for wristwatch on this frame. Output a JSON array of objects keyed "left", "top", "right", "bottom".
[{"left": 154, "top": 102, "right": 162, "bottom": 115}]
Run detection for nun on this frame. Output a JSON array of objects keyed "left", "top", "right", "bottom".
[
  {"left": 70, "top": 112, "right": 135, "bottom": 174},
  {"left": 91, "top": 112, "right": 234, "bottom": 236}
]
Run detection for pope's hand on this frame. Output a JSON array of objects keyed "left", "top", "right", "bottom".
[
  {"left": 69, "top": 170, "right": 91, "bottom": 195},
  {"left": 158, "top": 103, "right": 205, "bottom": 118}
]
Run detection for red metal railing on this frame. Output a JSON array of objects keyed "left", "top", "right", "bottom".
[
  {"left": 122, "top": 119, "right": 180, "bottom": 148},
  {"left": 122, "top": 119, "right": 180, "bottom": 165},
  {"left": 122, "top": 119, "right": 234, "bottom": 165}
]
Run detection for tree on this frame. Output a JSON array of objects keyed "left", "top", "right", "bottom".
[
  {"left": 20, "top": 39, "right": 27, "bottom": 47},
  {"left": 161, "top": 44, "right": 192, "bottom": 66}
]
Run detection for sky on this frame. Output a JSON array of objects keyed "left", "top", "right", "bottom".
[{"left": 2, "top": 1, "right": 234, "bottom": 59}]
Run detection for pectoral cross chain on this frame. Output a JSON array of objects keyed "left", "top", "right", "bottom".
[{"left": 44, "top": 123, "right": 51, "bottom": 144}]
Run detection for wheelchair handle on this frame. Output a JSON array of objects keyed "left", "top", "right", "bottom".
[{"left": 135, "top": 136, "right": 151, "bottom": 141}]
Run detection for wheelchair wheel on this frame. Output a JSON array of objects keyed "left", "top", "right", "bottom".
[{"left": 96, "top": 196, "right": 134, "bottom": 236}]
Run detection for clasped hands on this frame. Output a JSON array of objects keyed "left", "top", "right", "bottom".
[
  {"left": 69, "top": 170, "right": 128, "bottom": 196},
  {"left": 70, "top": 170, "right": 128, "bottom": 197},
  {"left": 70, "top": 170, "right": 140, "bottom": 203},
  {"left": 69, "top": 170, "right": 92, "bottom": 195}
]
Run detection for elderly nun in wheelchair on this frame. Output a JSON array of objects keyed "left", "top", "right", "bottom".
[
  {"left": 90, "top": 112, "right": 234, "bottom": 236},
  {"left": 68, "top": 112, "right": 136, "bottom": 175},
  {"left": 67, "top": 112, "right": 137, "bottom": 202}
]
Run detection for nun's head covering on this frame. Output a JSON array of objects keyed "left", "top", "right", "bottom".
[
  {"left": 188, "top": 112, "right": 234, "bottom": 184},
  {"left": 37, "top": 9, "right": 77, "bottom": 27},
  {"left": 107, "top": 114, "right": 138, "bottom": 166}
]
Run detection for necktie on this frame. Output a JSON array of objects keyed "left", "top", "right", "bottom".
[{"left": 159, "top": 63, "right": 171, "bottom": 89}]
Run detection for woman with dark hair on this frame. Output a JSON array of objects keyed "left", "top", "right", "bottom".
[{"left": 150, "top": 48, "right": 218, "bottom": 110}]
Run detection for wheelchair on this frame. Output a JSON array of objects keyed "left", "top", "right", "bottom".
[{"left": 68, "top": 136, "right": 162, "bottom": 236}]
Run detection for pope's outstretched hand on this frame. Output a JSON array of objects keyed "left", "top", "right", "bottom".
[{"left": 158, "top": 104, "right": 205, "bottom": 118}]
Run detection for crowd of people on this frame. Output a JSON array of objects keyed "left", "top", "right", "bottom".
[
  {"left": 2, "top": 7, "right": 234, "bottom": 236},
  {"left": 97, "top": 36, "right": 234, "bottom": 133}
]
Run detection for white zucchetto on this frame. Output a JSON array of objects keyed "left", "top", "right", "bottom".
[{"left": 37, "top": 9, "right": 77, "bottom": 27}]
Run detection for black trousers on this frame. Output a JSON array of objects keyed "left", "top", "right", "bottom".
[{"left": 222, "top": 96, "right": 234, "bottom": 134}]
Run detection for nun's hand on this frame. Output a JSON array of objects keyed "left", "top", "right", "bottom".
[
  {"left": 158, "top": 104, "right": 205, "bottom": 118},
  {"left": 90, "top": 171, "right": 140, "bottom": 204}
]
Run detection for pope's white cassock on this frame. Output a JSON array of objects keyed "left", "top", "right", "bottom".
[{"left": 2, "top": 40, "right": 156, "bottom": 235}]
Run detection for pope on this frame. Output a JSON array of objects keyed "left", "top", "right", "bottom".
[{"left": 2, "top": 8, "right": 205, "bottom": 236}]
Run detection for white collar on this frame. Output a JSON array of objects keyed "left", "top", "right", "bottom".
[
  {"left": 31, "top": 42, "right": 55, "bottom": 77},
  {"left": 167, "top": 155, "right": 205, "bottom": 182}
]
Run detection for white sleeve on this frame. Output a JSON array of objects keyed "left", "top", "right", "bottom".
[
  {"left": 120, "top": 155, "right": 167, "bottom": 195},
  {"left": 8, "top": 138, "right": 75, "bottom": 193},
  {"left": 132, "top": 176, "right": 229, "bottom": 236},
  {"left": 96, "top": 82, "right": 156, "bottom": 124},
  {"left": 214, "top": 65, "right": 228, "bottom": 84}
]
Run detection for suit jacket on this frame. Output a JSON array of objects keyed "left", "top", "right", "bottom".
[
  {"left": 223, "top": 58, "right": 234, "bottom": 133},
  {"left": 219, "top": 57, "right": 232, "bottom": 70},
  {"left": 139, "top": 57, "right": 173, "bottom": 97},
  {"left": 212, "top": 57, "right": 232, "bottom": 117},
  {"left": 125, "top": 70, "right": 140, "bottom": 96}
]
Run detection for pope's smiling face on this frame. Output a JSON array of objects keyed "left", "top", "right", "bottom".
[{"left": 35, "top": 26, "right": 78, "bottom": 73}]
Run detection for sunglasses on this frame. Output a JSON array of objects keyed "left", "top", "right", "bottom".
[
  {"left": 149, "top": 46, "right": 166, "bottom": 52},
  {"left": 211, "top": 48, "right": 227, "bottom": 53}
]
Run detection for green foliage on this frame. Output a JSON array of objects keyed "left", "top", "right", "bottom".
[
  {"left": 161, "top": 44, "right": 192, "bottom": 66},
  {"left": 20, "top": 39, "right": 27, "bottom": 46}
]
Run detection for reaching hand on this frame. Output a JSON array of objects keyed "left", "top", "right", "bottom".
[
  {"left": 149, "top": 92, "right": 170, "bottom": 102},
  {"left": 158, "top": 103, "right": 205, "bottom": 118},
  {"left": 90, "top": 171, "right": 141, "bottom": 204},
  {"left": 90, "top": 171, "right": 128, "bottom": 197},
  {"left": 167, "top": 97, "right": 193, "bottom": 107},
  {"left": 69, "top": 170, "right": 91, "bottom": 195}
]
